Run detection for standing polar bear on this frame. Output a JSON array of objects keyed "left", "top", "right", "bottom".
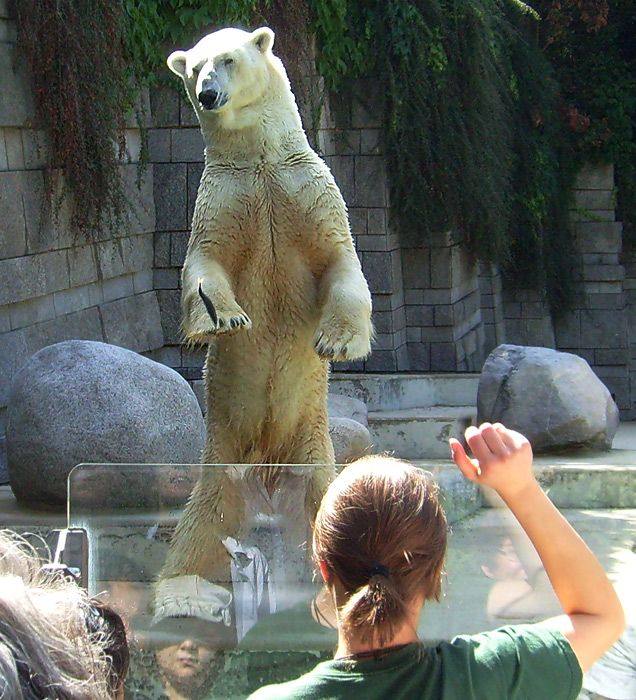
[{"left": 160, "top": 26, "right": 373, "bottom": 585}]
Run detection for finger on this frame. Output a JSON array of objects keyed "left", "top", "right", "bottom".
[
  {"left": 449, "top": 439, "right": 482, "bottom": 479},
  {"left": 495, "top": 425, "right": 530, "bottom": 452},
  {"left": 464, "top": 428, "right": 494, "bottom": 464},
  {"left": 480, "top": 423, "right": 510, "bottom": 456}
]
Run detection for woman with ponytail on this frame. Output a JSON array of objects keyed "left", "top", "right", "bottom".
[{"left": 247, "top": 423, "right": 625, "bottom": 700}]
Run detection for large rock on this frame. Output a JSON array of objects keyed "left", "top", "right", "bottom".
[
  {"left": 327, "top": 394, "right": 371, "bottom": 463},
  {"left": 477, "top": 344, "right": 619, "bottom": 452},
  {"left": 6, "top": 340, "right": 205, "bottom": 508}
]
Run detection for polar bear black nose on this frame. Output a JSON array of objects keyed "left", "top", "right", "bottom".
[
  {"left": 199, "top": 87, "right": 219, "bottom": 110},
  {"left": 198, "top": 77, "right": 221, "bottom": 110}
]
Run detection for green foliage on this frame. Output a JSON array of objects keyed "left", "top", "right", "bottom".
[{"left": 122, "top": 0, "right": 267, "bottom": 88}]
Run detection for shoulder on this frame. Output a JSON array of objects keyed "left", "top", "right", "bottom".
[{"left": 438, "top": 625, "right": 582, "bottom": 699}]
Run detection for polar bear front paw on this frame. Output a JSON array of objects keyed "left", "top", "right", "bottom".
[
  {"left": 215, "top": 311, "right": 252, "bottom": 336},
  {"left": 313, "top": 326, "right": 371, "bottom": 362}
]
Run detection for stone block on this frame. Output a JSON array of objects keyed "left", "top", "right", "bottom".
[
  {"left": 150, "top": 87, "right": 179, "bottom": 128},
  {"left": 575, "top": 222, "right": 622, "bottom": 254},
  {"left": 580, "top": 310, "right": 626, "bottom": 349},
  {"left": 583, "top": 264, "right": 624, "bottom": 283},
  {"left": 0, "top": 171, "right": 27, "bottom": 257},
  {"left": 406, "top": 326, "right": 422, "bottom": 342},
  {"left": 171, "top": 231, "right": 188, "bottom": 266},
  {"left": 348, "top": 208, "right": 367, "bottom": 237},
  {"left": 335, "top": 129, "right": 360, "bottom": 156},
  {"left": 408, "top": 342, "right": 430, "bottom": 370},
  {"left": 157, "top": 289, "right": 182, "bottom": 345},
  {"left": 171, "top": 128, "right": 204, "bottom": 162},
  {"left": 357, "top": 234, "right": 387, "bottom": 252},
  {"left": 575, "top": 163, "right": 614, "bottom": 190},
  {"left": 360, "top": 129, "right": 381, "bottom": 155},
  {"left": 574, "top": 188, "right": 614, "bottom": 211},
  {"left": 404, "top": 289, "right": 424, "bottom": 305},
  {"left": 122, "top": 164, "right": 155, "bottom": 235},
  {"left": 594, "top": 348, "right": 628, "bottom": 366},
  {"left": 364, "top": 350, "right": 398, "bottom": 371},
  {"left": 431, "top": 342, "right": 457, "bottom": 371},
  {"left": 353, "top": 156, "right": 388, "bottom": 207},
  {"left": 22, "top": 307, "right": 104, "bottom": 360},
  {"left": 153, "top": 267, "right": 180, "bottom": 289},
  {"left": 0, "top": 328, "right": 30, "bottom": 406},
  {"left": 0, "top": 304, "right": 9, "bottom": 334},
  {"left": 402, "top": 249, "right": 430, "bottom": 289},
  {"left": 362, "top": 251, "right": 394, "bottom": 294},
  {"left": 502, "top": 301, "right": 521, "bottom": 318},
  {"left": 430, "top": 247, "right": 452, "bottom": 288},
  {"left": 327, "top": 156, "right": 354, "bottom": 204},
  {"left": 100, "top": 292, "right": 163, "bottom": 353},
  {"left": 0, "top": 130, "right": 8, "bottom": 170},
  {"left": 154, "top": 231, "right": 171, "bottom": 267},
  {"left": 154, "top": 163, "right": 187, "bottom": 231},
  {"left": 0, "top": 46, "right": 35, "bottom": 126},
  {"left": 434, "top": 305, "right": 454, "bottom": 326},
  {"left": 405, "top": 305, "right": 434, "bottom": 328},
  {"left": 554, "top": 310, "right": 581, "bottom": 348},
  {"left": 373, "top": 332, "right": 396, "bottom": 351},
  {"left": 187, "top": 162, "right": 204, "bottom": 223},
  {"left": 179, "top": 95, "right": 200, "bottom": 127},
  {"left": 351, "top": 82, "right": 383, "bottom": 128},
  {"left": 52, "top": 286, "right": 92, "bottom": 316},
  {"left": 4, "top": 127, "right": 23, "bottom": 169},
  {"left": 372, "top": 310, "right": 394, "bottom": 334},
  {"left": 9, "top": 295, "right": 55, "bottom": 330},
  {"left": 101, "top": 274, "right": 135, "bottom": 303},
  {"left": 581, "top": 282, "right": 619, "bottom": 295},
  {"left": 148, "top": 128, "right": 171, "bottom": 163},
  {"left": 367, "top": 208, "right": 387, "bottom": 237},
  {"left": 87, "top": 282, "right": 104, "bottom": 307},
  {"left": 132, "top": 269, "right": 153, "bottom": 294},
  {"left": 68, "top": 245, "right": 98, "bottom": 287},
  {"left": 22, "top": 129, "right": 46, "bottom": 169},
  {"left": 570, "top": 209, "right": 615, "bottom": 224}
]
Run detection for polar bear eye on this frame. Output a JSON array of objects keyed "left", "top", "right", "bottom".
[{"left": 222, "top": 57, "right": 234, "bottom": 67}]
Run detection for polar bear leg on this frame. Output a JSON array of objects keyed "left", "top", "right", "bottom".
[
  {"left": 160, "top": 465, "right": 244, "bottom": 586},
  {"left": 288, "top": 420, "right": 335, "bottom": 523},
  {"left": 314, "top": 252, "right": 373, "bottom": 362}
]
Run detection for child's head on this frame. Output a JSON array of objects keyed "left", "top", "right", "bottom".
[{"left": 313, "top": 455, "right": 447, "bottom": 646}]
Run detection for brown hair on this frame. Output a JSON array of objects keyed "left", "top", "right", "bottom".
[{"left": 313, "top": 455, "right": 447, "bottom": 646}]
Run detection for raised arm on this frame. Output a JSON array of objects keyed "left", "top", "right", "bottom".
[{"left": 450, "top": 423, "right": 625, "bottom": 671}]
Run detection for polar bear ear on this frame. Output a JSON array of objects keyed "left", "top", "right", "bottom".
[
  {"left": 167, "top": 50, "right": 188, "bottom": 77},
  {"left": 250, "top": 27, "right": 275, "bottom": 54}
]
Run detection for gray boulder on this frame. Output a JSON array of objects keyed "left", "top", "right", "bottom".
[
  {"left": 477, "top": 344, "right": 619, "bottom": 452},
  {"left": 327, "top": 393, "right": 368, "bottom": 426},
  {"left": 329, "top": 417, "right": 372, "bottom": 464},
  {"left": 327, "top": 393, "right": 371, "bottom": 463},
  {"left": 6, "top": 340, "right": 205, "bottom": 508}
]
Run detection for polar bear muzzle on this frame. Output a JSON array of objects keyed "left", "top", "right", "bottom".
[{"left": 198, "top": 76, "right": 228, "bottom": 111}]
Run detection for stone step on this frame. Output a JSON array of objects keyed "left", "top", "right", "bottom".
[
  {"left": 329, "top": 372, "right": 479, "bottom": 412},
  {"left": 368, "top": 405, "right": 476, "bottom": 459}
]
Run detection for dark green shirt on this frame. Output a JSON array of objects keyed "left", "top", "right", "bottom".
[{"left": 246, "top": 625, "right": 582, "bottom": 700}]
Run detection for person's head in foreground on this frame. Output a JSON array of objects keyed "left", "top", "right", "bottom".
[
  {"left": 247, "top": 423, "right": 625, "bottom": 700},
  {"left": 313, "top": 454, "right": 447, "bottom": 652},
  {"left": 0, "top": 530, "right": 129, "bottom": 700}
]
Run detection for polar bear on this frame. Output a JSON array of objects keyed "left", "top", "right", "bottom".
[{"left": 160, "top": 27, "right": 373, "bottom": 584}]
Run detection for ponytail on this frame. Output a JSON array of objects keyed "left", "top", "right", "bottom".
[{"left": 339, "top": 572, "right": 408, "bottom": 646}]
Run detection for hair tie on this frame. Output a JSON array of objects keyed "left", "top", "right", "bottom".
[{"left": 369, "top": 564, "right": 390, "bottom": 579}]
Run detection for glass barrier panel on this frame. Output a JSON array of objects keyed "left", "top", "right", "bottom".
[{"left": 68, "top": 463, "right": 636, "bottom": 699}]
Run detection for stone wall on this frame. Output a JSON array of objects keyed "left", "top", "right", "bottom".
[{"left": 0, "top": 3, "right": 163, "bottom": 478}]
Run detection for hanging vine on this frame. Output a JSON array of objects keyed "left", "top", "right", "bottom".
[{"left": 11, "top": 0, "right": 133, "bottom": 238}]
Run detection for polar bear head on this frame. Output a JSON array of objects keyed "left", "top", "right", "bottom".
[{"left": 168, "top": 26, "right": 291, "bottom": 131}]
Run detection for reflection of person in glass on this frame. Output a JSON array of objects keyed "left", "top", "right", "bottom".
[
  {"left": 156, "top": 633, "right": 224, "bottom": 700},
  {"left": 150, "top": 577, "right": 236, "bottom": 700}
]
